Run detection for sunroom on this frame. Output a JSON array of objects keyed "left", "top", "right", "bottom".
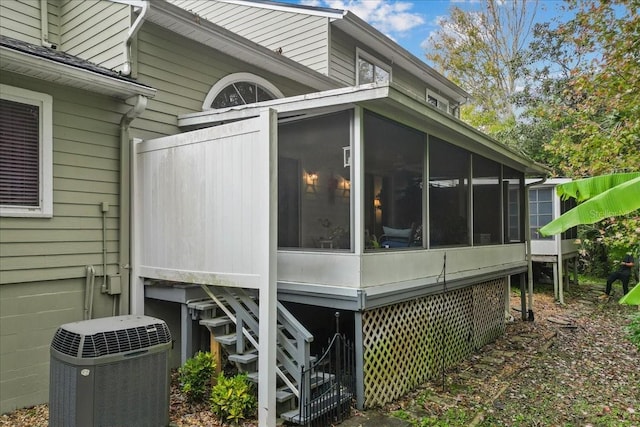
[
  {"left": 136, "top": 82, "right": 547, "bottom": 416},
  {"left": 169, "top": 82, "right": 544, "bottom": 302}
]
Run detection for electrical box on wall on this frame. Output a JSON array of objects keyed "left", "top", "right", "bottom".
[{"left": 107, "top": 275, "right": 122, "bottom": 295}]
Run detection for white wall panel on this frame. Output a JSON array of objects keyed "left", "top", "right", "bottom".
[{"left": 135, "top": 111, "right": 275, "bottom": 289}]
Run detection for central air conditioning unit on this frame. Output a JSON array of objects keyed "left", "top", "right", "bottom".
[{"left": 49, "top": 315, "right": 172, "bottom": 427}]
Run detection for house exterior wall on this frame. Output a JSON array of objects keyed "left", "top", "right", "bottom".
[
  {"left": 46, "top": 0, "right": 60, "bottom": 47},
  {"left": 59, "top": 0, "right": 129, "bottom": 71},
  {"left": 329, "top": 26, "right": 356, "bottom": 86},
  {"left": 530, "top": 183, "right": 578, "bottom": 259},
  {"left": 0, "top": 0, "right": 128, "bottom": 70},
  {"left": 130, "top": 22, "right": 317, "bottom": 140},
  {"left": 0, "top": 0, "right": 44, "bottom": 45},
  {"left": 531, "top": 239, "right": 578, "bottom": 258},
  {"left": 0, "top": 73, "right": 127, "bottom": 414},
  {"left": 277, "top": 245, "right": 526, "bottom": 291},
  {"left": 168, "top": 0, "right": 330, "bottom": 75},
  {"left": 329, "top": 27, "right": 456, "bottom": 105}
]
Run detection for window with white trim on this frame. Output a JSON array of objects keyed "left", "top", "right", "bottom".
[
  {"left": 0, "top": 85, "right": 53, "bottom": 217},
  {"left": 529, "top": 187, "right": 553, "bottom": 240},
  {"left": 356, "top": 49, "right": 391, "bottom": 85},
  {"left": 202, "top": 72, "right": 284, "bottom": 110},
  {"left": 426, "top": 90, "right": 450, "bottom": 113}
]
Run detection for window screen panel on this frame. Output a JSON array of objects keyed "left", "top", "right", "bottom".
[{"left": 0, "top": 99, "right": 40, "bottom": 206}]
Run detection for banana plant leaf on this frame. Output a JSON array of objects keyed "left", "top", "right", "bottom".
[
  {"left": 619, "top": 282, "right": 640, "bottom": 306},
  {"left": 539, "top": 175, "right": 640, "bottom": 236},
  {"left": 556, "top": 172, "right": 640, "bottom": 203}
]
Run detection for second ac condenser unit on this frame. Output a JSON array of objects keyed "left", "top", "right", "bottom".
[{"left": 49, "top": 315, "right": 172, "bottom": 427}]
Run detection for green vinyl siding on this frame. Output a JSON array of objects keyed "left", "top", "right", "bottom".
[
  {"left": 0, "top": 72, "right": 127, "bottom": 413},
  {"left": 0, "top": 0, "right": 42, "bottom": 45},
  {"left": 329, "top": 27, "right": 356, "bottom": 86},
  {"left": 169, "top": 0, "right": 330, "bottom": 75},
  {"left": 46, "top": 0, "right": 60, "bottom": 46},
  {"left": 131, "top": 22, "right": 317, "bottom": 139},
  {"left": 0, "top": 73, "right": 123, "bottom": 285},
  {"left": 393, "top": 66, "right": 434, "bottom": 102},
  {"left": 59, "top": 0, "right": 128, "bottom": 70},
  {"left": 330, "top": 27, "right": 453, "bottom": 104}
]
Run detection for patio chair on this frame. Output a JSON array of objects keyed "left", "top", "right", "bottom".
[{"left": 380, "top": 224, "right": 418, "bottom": 248}]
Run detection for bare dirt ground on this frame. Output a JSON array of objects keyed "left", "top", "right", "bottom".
[{"left": 2, "top": 281, "right": 638, "bottom": 427}]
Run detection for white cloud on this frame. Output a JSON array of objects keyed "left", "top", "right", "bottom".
[
  {"left": 300, "top": 0, "right": 321, "bottom": 6},
  {"left": 315, "top": 0, "right": 425, "bottom": 36}
]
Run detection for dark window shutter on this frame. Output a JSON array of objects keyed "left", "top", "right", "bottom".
[{"left": 0, "top": 99, "right": 40, "bottom": 206}]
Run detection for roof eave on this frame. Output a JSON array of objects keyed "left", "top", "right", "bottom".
[{"left": 0, "top": 47, "right": 157, "bottom": 99}]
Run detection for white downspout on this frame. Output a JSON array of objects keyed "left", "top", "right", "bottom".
[
  {"left": 121, "top": 1, "right": 149, "bottom": 76},
  {"left": 119, "top": 95, "right": 148, "bottom": 315},
  {"left": 40, "top": 0, "right": 53, "bottom": 48}
]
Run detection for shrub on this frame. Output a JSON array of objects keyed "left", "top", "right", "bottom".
[
  {"left": 627, "top": 313, "right": 640, "bottom": 351},
  {"left": 179, "top": 351, "right": 216, "bottom": 403},
  {"left": 211, "top": 373, "right": 256, "bottom": 424}
]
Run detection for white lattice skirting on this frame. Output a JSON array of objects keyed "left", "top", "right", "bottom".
[{"left": 362, "top": 278, "right": 506, "bottom": 407}]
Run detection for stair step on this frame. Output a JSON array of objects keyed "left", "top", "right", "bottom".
[
  {"left": 215, "top": 333, "right": 238, "bottom": 346},
  {"left": 246, "top": 368, "right": 288, "bottom": 383},
  {"left": 276, "top": 386, "right": 295, "bottom": 403},
  {"left": 309, "top": 371, "right": 334, "bottom": 388},
  {"left": 199, "top": 316, "right": 232, "bottom": 328},
  {"left": 247, "top": 371, "right": 259, "bottom": 383},
  {"left": 228, "top": 351, "right": 258, "bottom": 364},
  {"left": 187, "top": 299, "right": 218, "bottom": 311},
  {"left": 280, "top": 388, "right": 353, "bottom": 424}
]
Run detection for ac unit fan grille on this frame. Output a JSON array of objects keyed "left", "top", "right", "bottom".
[
  {"left": 51, "top": 328, "right": 82, "bottom": 357},
  {"left": 51, "top": 322, "right": 171, "bottom": 358}
]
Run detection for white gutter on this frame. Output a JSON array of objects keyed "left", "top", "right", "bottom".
[
  {"left": 0, "top": 46, "right": 157, "bottom": 99},
  {"left": 121, "top": 1, "right": 149, "bottom": 76}
]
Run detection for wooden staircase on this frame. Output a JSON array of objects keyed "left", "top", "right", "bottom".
[{"left": 188, "top": 285, "right": 352, "bottom": 424}]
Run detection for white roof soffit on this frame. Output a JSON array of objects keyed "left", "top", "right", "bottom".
[
  {"left": 0, "top": 46, "right": 156, "bottom": 99},
  {"left": 140, "top": 0, "right": 337, "bottom": 92},
  {"left": 178, "top": 83, "right": 548, "bottom": 175},
  {"left": 335, "top": 12, "right": 469, "bottom": 104}
]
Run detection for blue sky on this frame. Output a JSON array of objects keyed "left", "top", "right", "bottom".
[{"left": 277, "top": 0, "right": 570, "bottom": 64}]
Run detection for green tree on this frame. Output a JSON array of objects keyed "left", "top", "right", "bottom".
[
  {"left": 532, "top": 0, "right": 640, "bottom": 276},
  {"left": 537, "top": 0, "right": 640, "bottom": 176},
  {"left": 425, "top": 0, "right": 540, "bottom": 132}
]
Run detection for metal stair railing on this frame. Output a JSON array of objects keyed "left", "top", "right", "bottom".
[
  {"left": 282, "top": 312, "right": 356, "bottom": 426},
  {"left": 200, "top": 284, "right": 314, "bottom": 400}
]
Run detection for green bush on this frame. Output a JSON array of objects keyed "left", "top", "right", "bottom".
[
  {"left": 211, "top": 373, "right": 256, "bottom": 424},
  {"left": 179, "top": 351, "right": 216, "bottom": 403},
  {"left": 627, "top": 313, "right": 640, "bottom": 351}
]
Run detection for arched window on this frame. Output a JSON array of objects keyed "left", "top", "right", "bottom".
[{"left": 202, "top": 73, "right": 284, "bottom": 110}]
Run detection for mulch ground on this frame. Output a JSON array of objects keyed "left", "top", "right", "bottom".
[
  {"left": 2, "top": 282, "right": 638, "bottom": 427},
  {"left": 359, "top": 282, "right": 640, "bottom": 427}
]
